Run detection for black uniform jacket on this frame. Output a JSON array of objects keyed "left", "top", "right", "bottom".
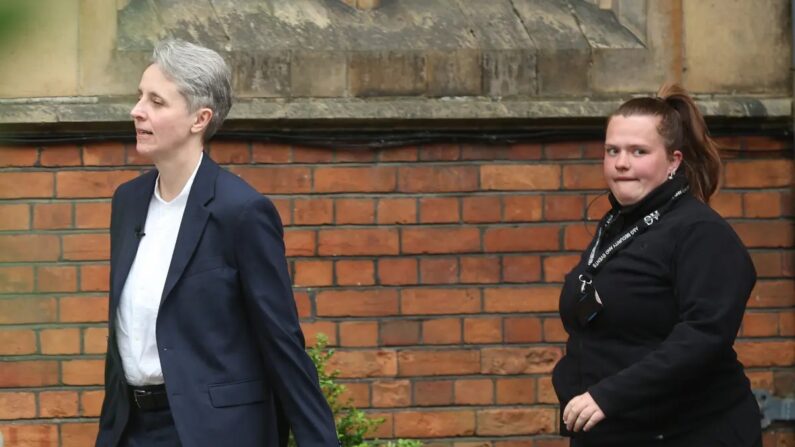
[{"left": 553, "top": 175, "right": 757, "bottom": 445}]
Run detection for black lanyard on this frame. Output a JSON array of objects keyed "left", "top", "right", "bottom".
[{"left": 578, "top": 186, "right": 689, "bottom": 291}]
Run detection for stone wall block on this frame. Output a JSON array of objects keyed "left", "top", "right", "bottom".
[
  {"left": 231, "top": 51, "right": 292, "bottom": 98},
  {"left": 482, "top": 49, "right": 537, "bottom": 97},
  {"left": 349, "top": 50, "right": 426, "bottom": 97},
  {"left": 291, "top": 51, "right": 348, "bottom": 97},
  {"left": 427, "top": 49, "right": 483, "bottom": 97}
]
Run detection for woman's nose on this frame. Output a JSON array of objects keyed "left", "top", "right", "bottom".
[
  {"left": 614, "top": 151, "right": 630, "bottom": 169},
  {"left": 130, "top": 100, "right": 145, "bottom": 120}
]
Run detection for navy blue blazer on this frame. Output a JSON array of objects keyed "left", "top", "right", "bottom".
[{"left": 96, "top": 156, "right": 337, "bottom": 447}]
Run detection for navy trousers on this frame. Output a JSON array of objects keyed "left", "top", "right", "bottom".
[{"left": 120, "top": 406, "right": 182, "bottom": 447}]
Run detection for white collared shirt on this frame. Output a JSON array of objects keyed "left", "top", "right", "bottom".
[{"left": 116, "top": 153, "right": 202, "bottom": 386}]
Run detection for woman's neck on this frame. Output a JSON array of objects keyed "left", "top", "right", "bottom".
[{"left": 154, "top": 148, "right": 203, "bottom": 202}]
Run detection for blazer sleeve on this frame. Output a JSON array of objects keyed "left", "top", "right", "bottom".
[
  {"left": 233, "top": 195, "right": 338, "bottom": 447},
  {"left": 588, "top": 220, "right": 756, "bottom": 417}
]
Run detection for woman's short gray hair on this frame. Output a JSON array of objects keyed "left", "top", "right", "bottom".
[{"left": 151, "top": 39, "right": 232, "bottom": 140}]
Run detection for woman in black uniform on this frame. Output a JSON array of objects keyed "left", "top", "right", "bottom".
[{"left": 553, "top": 84, "right": 762, "bottom": 447}]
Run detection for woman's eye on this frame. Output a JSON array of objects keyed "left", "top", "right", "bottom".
[
  {"left": 633, "top": 148, "right": 647, "bottom": 156},
  {"left": 605, "top": 147, "right": 618, "bottom": 155}
]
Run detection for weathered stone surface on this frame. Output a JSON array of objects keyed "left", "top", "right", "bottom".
[
  {"left": 291, "top": 51, "right": 348, "bottom": 98},
  {"left": 349, "top": 51, "right": 426, "bottom": 97}
]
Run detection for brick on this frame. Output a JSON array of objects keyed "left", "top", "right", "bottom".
[
  {"left": 368, "top": 411, "right": 393, "bottom": 438},
  {"left": 314, "top": 167, "right": 396, "bottom": 193},
  {"left": 461, "top": 143, "right": 507, "bottom": 161},
  {"left": 208, "top": 141, "right": 250, "bottom": 164},
  {"left": 0, "top": 361, "right": 58, "bottom": 386},
  {"left": 743, "top": 136, "right": 790, "bottom": 150},
  {"left": 0, "top": 204, "right": 29, "bottom": 230},
  {"left": 724, "top": 160, "right": 793, "bottom": 188},
  {"left": 56, "top": 170, "right": 139, "bottom": 198},
  {"left": 401, "top": 288, "right": 480, "bottom": 315},
  {"left": 378, "top": 258, "right": 418, "bottom": 285},
  {"left": 0, "top": 266, "right": 34, "bottom": 293},
  {"left": 40, "top": 145, "right": 81, "bottom": 166},
  {"left": 0, "top": 145, "right": 37, "bottom": 166},
  {"left": 63, "top": 233, "right": 110, "bottom": 260},
  {"left": 543, "top": 318, "right": 568, "bottom": 342},
  {"left": 462, "top": 196, "right": 501, "bottom": 223},
  {"left": 125, "top": 145, "right": 152, "bottom": 165},
  {"left": 484, "top": 227, "right": 559, "bottom": 252},
  {"left": 82, "top": 142, "right": 125, "bottom": 166},
  {"left": 484, "top": 287, "right": 560, "bottom": 313},
  {"left": 335, "top": 198, "right": 375, "bottom": 224},
  {"left": 75, "top": 201, "right": 111, "bottom": 229},
  {"left": 502, "top": 255, "right": 543, "bottom": 283},
  {"left": 381, "top": 320, "right": 421, "bottom": 346},
  {"left": 327, "top": 350, "right": 397, "bottom": 378},
  {"left": 80, "top": 390, "right": 105, "bottom": 417},
  {"left": 744, "top": 191, "right": 787, "bottom": 218},
  {"left": 0, "top": 329, "right": 36, "bottom": 355},
  {"left": 335, "top": 260, "right": 375, "bottom": 286},
  {"left": 420, "top": 257, "right": 459, "bottom": 284},
  {"left": 537, "top": 376, "right": 558, "bottom": 404},
  {"left": 377, "top": 198, "right": 417, "bottom": 224},
  {"left": 481, "top": 347, "right": 563, "bottom": 374},
  {"left": 335, "top": 148, "right": 376, "bottom": 163},
  {"left": 504, "top": 317, "right": 542, "bottom": 343},
  {"left": 419, "top": 197, "right": 460, "bottom": 223},
  {"left": 544, "top": 141, "right": 583, "bottom": 160},
  {"left": 414, "top": 380, "right": 454, "bottom": 406},
  {"left": 422, "top": 318, "right": 462, "bottom": 344},
  {"left": 740, "top": 312, "right": 779, "bottom": 337},
  {"left": 319, "top": 228, "right": 399, "bottom": 256},
  {"left": 748, "top": 280, "right": 795, "bottom": 308},
  {"left": 0, "top": 392, "right": 36, "bottom": 419},
  {"left": 0, "top": 234, "right": 60, "bottom": 262},
  {"left": 60, "top": 295, "right": 108, "bottom": 322},
  {"left": 339, "top": 321, "right": 378, "bottom": 347},
  {"left": 83, "top": 327, "right": 109, "bottom": 354},
  {"left": 398, "top": 350, "right": 480, "bottom": 376},
  {"left": 476, "top": 408, "right": 556, "bottom": 435},
  {"left": 735, "top": 341, "right": 795, "bottom": 367},
  {"left": 586, "top": 193, "right": 612, "bottom": 220},
  {"left": 40, "top": 328, "right": 81, "bottom": 354},
  {"left": 460, "top": 256, "right": 500, "bottom": 284},
  {"left": 39, "top": 391, "right": 78, "bottom": 418},
  {"left": 481, "top": 165, "right": 560, "bottom": 191},
  {"left": 251, "top": 143, "right": 291, "bottom": 163},
  {"left": 33, "top": 202, "right": 72, "bottom": 229},
  {"left": 291, "top": 198, "right": 332, "bottom": 226},
  {"left": 301, "top": 321, "right": 338, "bottom": 346},
  {"left": 543, "top": 255, "right": 580, "bottom": 282},
  {"left": 0, "top": 424, "right": 59, "bottom": 445},
  {"left": 419, "top": 143, "right": 461, "bottom": 161},
  {"left": 37, "top": 265, "right": 77, "bottom": 292},
  {"left": 293, "top": 260, "right": 333, "bottom": 287},
  {"left": 0, "top": 172, "right": 53, "bottom": 198},
  {"left": 544, "top": 194, "right": 584, "bottom": 221},
  {"left": 464, "top": 317, "right": 502, "bottom": 343},
  {"left": 0, "top": 297, "right": 57, "bottom": 323},
  {"left": 496, "top": 378, "right": 535, "bottom": 404},
  {"left": 284, "top": 230, "right": 316, "bottom": 256},
  {"left": 378, "top": 146, "right": 419, "bottom": 162},
  {"left": 271, "top": 198, "right": 292, "bottom": 226},
  {"left": 61, "top": 422, "right": 99, "bottom": 447},
  {"left": 316, "top": 289, "right": 399, "bottom": 317},
  {"left": 455, "top": 379, "right": 493, "bottom": 405},
  {"left": 394, "top": 410, "right": 476, "bottom": 437},
  {"left": 746, "top": 371, "right": 774, "bottom": 392},
  {"left": 80, "top": 264, "right": 110, "bottom": 292},
  {"left": 502, "top": 195, "right": 544, "bottom": 222},
  {"left": 293, "top": 146, "right": 333, "bottom": 163},
  {"left": 62, "top": 359, "right": 105, "bottom": 385},
  {"left": 339, "top": 381, "right": 370, "bottom": 407},
  {"left": 508, "top": 143, "right": 543, "bottom": 160},
  {"left": 709, "top": 191, "right": 743, "bottom": 218},
  {"left": 564, "top": 223, "right": 598, "bottom": 250},
  {"left": 372, "top": 380, "right": 411, "bottom": 407},
  {"left": 402, "top": 227, "right": 480, "bottom": 254},
  {"left": 562, "top": 164, "right": 605, "bottom": 189},
  {"left": 750, "top": 251, "right": 792, "bottom": 278},
  {"left": 780, "top": 310, "right": 795, "bottom": 336},
  {"left": 398, "top": 166, "right": 479, "bottom": 193},
  {"left": 295, "top": 291, "right": 311, "bottom": 318},
  {"left": 232, "top": 167, "right": 311, "bottom": 193}
]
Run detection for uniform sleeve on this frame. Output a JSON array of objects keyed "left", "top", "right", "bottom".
[
  {"left": 233, "top": 195, "right": 338, "bottom": 447},
  {"left": 588, "top": 220, "right": 756, "bottom": 417}
]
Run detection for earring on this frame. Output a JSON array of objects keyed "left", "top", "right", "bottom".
[{"left": 667, "top": 170, "right": 675, "bottom": 180}]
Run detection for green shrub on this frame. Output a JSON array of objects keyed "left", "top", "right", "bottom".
[{"left": 289, "top": 334, "right": 422, "bottom": 447}]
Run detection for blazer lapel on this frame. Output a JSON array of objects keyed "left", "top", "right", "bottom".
[
  {"left": 160, "top": 155, "right": 219, "bottom": 304},
  {"left": 110, "top": 170, "right": 157, "bottom": 322}
]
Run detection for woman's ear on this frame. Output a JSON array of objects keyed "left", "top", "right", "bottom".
[
  {"left": 191, "top": 108, "right": 214, "bottom": 135},
  {"left": 670, "top": 149, "right": 683, "bottom": 172}
]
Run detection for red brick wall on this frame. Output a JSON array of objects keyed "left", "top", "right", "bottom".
[{"left": 0, "top": 137, "right": 792, "bottom": 446}]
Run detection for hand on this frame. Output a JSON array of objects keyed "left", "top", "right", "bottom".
[{"left": 562, "top": 392, "right": 605, "bottom": 432}]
